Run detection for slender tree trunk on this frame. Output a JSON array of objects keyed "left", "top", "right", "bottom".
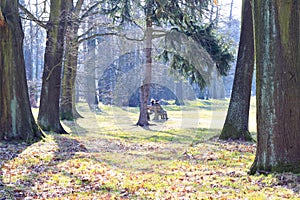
[
  {"left": 85, "top": 38, "right": 97, "bottom": 109},
  {"left": 229, "top": 0, "right": 234, "bottom": 22},
  {"left": 24, "top": 32, "right": 33, "bottom": 81},
  {"left": 29, "top": 21, "right": 34, "bottom": 80},
  {"left": 61, "top": 0, "right": 83, "bottom": 120},
  {"left": 137, "top": 0, "right": 153, "bottom": 126},
  {"left": 0, "top": 0, "right": 44, "bottom": 142},
  {"left": 35, "top": 0, "right": 40, "bottom": 84},
  {"left": 250, "top": 0, "right": 300, "bottom": 174},
  {"left": 84, "top": 14, "right": 97, "bottom": 110},
  {"left": 220, "top": 0, "right": 253, "bottom": 141},
  {"left": 209, "top": 4, "right": 215, "bottom": 22},
  {"left": 38, "top": 0, "right": 68, "bottom": 133},
  {"left": 175, "top": 80, "right": 184, "bottom": 105},
  {"left": 61, "top": 32, "right": 82, "bottom": 120}
]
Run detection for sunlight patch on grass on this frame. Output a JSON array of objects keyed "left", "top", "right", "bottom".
[
  {"left": 7, "top": 97, "right": 300, "bottom": 199},
  {"left": 1, "top": 130, "right": 299, "bottom": 199}
]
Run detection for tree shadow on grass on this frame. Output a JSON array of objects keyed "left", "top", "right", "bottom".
[
  {"left": 51, "top": 134, "right": 88, "bottom": 161},
  {"left": 51, "top": 135, "right": 300, "bottom": 198},
  {"left": 2, "top": 128, "right": 299, "bottom": 199},
  {"left": 0, "top": 134, "right": 89, "bottom": 199},
  {"left": 0, "top": 141, "right": 31, "bottom": 199}
]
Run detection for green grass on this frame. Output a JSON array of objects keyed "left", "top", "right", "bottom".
[{"left": 1, "top": 98, "right": 299, "bottom": 199}]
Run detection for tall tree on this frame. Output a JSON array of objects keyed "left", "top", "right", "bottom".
[
  {"left": 60, "top": 0, "right": 84, "bottom": 120},
  {"left": 38, "top": 0, "right": 68, "bottom": 133},
  {"left": 219, "top": 0, "right": 253, "bottom": 141},
  {"left": 136, "top": 0, "right": 153, "bottom": 126},
  {"left": 85, "top": 17, "right": 97, "bottom": 110},
  {"left": 250, "top": 0, "right": 300, "bottom": 174},
  {"left": 0, "top": 0, "right": 44, "bottom": 141},
  {"left": 61, "top": 1, "right": 107, "bottom": 118},
  {"left": 104, "top": 0, "right": 231, "bottom": 125}
]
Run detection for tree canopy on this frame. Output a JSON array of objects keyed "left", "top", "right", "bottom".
[{"left": 102, "top": 0, "right": 233, "bottom": 89}]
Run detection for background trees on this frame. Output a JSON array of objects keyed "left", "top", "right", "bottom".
[
  {"left": 250, "top": 0, "right": 300, "bottom": 174},
  {"left": 18, "top": 0, "right": 236, "bottom": 128},
  {"left": 0, "top": 0, "right": 43, "bottom": 141}
]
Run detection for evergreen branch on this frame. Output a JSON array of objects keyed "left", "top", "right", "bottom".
[{"left": 118, "top": 13, "right": 144, "bottom": 31}]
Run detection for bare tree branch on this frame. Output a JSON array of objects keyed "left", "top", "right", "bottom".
[
  {"left": 75, "top": 0, "right": 85, "bottom": 15},
  {"left": 18, "top": 3, "right": 47, "bottom": 29},
  {"left": 78, "top": 32, "right": 146, "bottom": 44},
  {"left": 80, "top": 1, "right": 104, "bottom": 20}
]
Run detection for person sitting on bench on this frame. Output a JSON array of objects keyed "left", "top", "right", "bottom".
[
  {"left": 147, "top": 100, "right": 168, "bottom": 120},
  {"left": 155, "top": 100, "right": 168, "bottom": 120}
]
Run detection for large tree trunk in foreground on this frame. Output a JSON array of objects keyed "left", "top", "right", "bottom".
[
  {"left": 137, "top": 0, "right": 153, "bottom": 126},
  {"left": 0, "top": 0, "right": 44, "bottom": 141},
  {"left": 220, "top": 0, "right": 254, "bottom": 141},
  {"left": 60, "top": 0, "right": 83, "bottom": 120},
  {"left": 38, "top": 0, "right": 68, "bottom": 133},
  {"left": 250, "top": 0, "right": 300, "bottom": 174}
]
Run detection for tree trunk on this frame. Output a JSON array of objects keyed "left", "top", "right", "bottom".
[
  {"left": 219, "top": 0, "right": 253, "bottom": 141},
  {"left": 38, "top": 0, "right": 68, "bottom": 133},
  {"left": 60, "top": 0, "right": 83, "bottom": 120},
  {"left": 136, "top": 0, "right": 153, "bottom": 126},
  {"left": 35, "top": 0, "right": 40, "bottom": 83},
  {"left": 175, "top": 80, "right": 184, "bottom": 105},
  {"left": 229, "top": 0, "right": 234, "bottom": 22},
  {"left": 0, "top": 0, "right": 44, "bottom": 142},
  {"left": 250, "top": 0, "right": 300, "bottom": 174},
  {"left": 85, "top": 37, "right": 97, "bottom": 110},
  {"left": 84, "top": 14, "right": 97, "bottom": 110},
  {"left": 61, "top": 31, "right": 82, "bottom": 120}
]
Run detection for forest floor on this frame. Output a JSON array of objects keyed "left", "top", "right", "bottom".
[{"left": 1, "top": 98, "right": 300, "bottom": 199}]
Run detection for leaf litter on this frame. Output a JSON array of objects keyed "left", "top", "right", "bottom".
[{"left": 0, "top": 133, "right": 300, "bottom": 199}]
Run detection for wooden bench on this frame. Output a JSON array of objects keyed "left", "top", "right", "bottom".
[{"left": 147, "top": 104, "right": 168, "bottom": 120}]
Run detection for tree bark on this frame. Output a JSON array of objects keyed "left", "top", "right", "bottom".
[
  {"left": 83, "top": 14, "right": 97, "bottom": 110},
  {"left": 136, "top": 0, "right": 153, "bottom": 126},
  {"left": 0, "top": 0, "right": 44, "bottom": 141},
  {"left": 38, "top": 0, "right": 68, "bottom": 133},
  {"left": 220, "top": 0, "right": 254, "bottom": 141},
  {"left": 60, "top": 0, "right": 83, "bottom": 120},
  {"left": 175, "top": 80, "right": 184, "bottom": 105},
  {"left": 85, "top": 37, "right": 97, "bottom": 110},
  {"left": 250, "top": 0, "right": 300, "bottom": 174}
]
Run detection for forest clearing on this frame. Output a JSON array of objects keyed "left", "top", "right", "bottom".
[
  {"left": 1, "top": 99, "right": 299, "bottom": 199},
  {"left": 1, "top": 0, "right": 300, "bottom": 199}
]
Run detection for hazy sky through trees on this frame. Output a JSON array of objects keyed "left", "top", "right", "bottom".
[{"left": 220, "top": 0, "right": 242, "bottom": 19}]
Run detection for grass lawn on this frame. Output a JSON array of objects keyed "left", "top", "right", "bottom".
[{"left": 1, "top": 98, "right": 300, "bottom": 199}]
